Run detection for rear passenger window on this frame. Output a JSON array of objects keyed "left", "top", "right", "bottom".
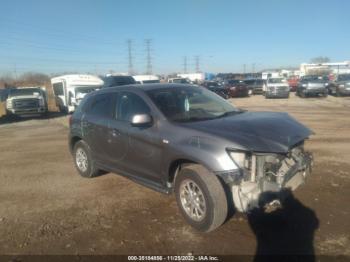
[
  {"left": 53, "top": 83, "right": 64, "bottom": 96},
  {"left": 87, "top": 93, "right": 113, "bottom": 118},
  {"left": 117, "top": 92, "right": 150, "bottom": 122}
]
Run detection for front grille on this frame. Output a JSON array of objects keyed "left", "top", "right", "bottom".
[
  {"left": 13, "top": 99, "right": 39, "bottom": 109},
  {"left": 276, "top": 86, "right": 288, "bottom": 91}
]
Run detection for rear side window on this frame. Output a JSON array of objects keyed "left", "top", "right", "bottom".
[
  {"left": 116, "top": 92, "right": 150, "bottom": 122},
  {"left": 87, "top": 93, "right": 113, "bottom": 118},
  {"left": 53, "top": 83, "right": 64, "bottom": 96}
]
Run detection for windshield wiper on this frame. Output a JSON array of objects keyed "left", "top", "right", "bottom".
[
  {"left": 175, "top": 116, "right": 216, "bottom": 122},
  {"left": 216, "top": 109, "right": 245, "bottom": 119}
]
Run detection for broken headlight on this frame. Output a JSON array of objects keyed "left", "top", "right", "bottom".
[{"left": 228, "top": 151, "right": 251, "bottom": 170}]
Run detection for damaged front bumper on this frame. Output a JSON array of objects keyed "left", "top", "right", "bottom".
[{"left": 219, "top": 145, "right": 313, "bottom": 212}]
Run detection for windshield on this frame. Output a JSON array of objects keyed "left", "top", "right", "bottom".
[
  {"left": 205, "top": 82, "right": 219, "bottom": 87},
  {"left": 143, "top": 80, "right": 160, "bottom": 84},
  {"left": 338, "top": 74, "right": 350, "bottom": 81},
  {"left": 103, "top": 76, "right": 136, "bottom": 87},
  {"left": 301, "top": 76, "right": 325, "bottom": 82},
  {"left": 146, "top": 86, "right": 238, "bottom": 122},
  {"left": 9, "top": 88, "right": 43, "bottom": 97},
  {"left": 173, "top": 78, "right": 189, "bottom": 84},
  {"left": 228, "top": 80, "right": 242, "bottom": 85},
  {"left": 75, "top": 86, "right": 100, "bottom": 94},
  {"left": 268, "top": 78, "right": 285, "bottom": 84}
]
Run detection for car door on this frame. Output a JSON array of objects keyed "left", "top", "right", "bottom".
[
  {"left": 82, "top": 93, "right": 115, "bottom": 163},
  {"left": 108, "top": 91, "right": 163, "bottom": 183}
]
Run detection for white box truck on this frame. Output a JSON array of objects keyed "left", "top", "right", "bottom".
[{"left": 51, "top": 74, "right": 103, "bottom": 113}]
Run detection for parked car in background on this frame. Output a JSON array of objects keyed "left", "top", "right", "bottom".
[
  {"left": 287, "top": 76, "right": 299, "bottom": 92},
  {"left": 263, "top": 78, "right": 290, "bottom": 98},
  {"left": 224, "top": 79, "right": 249, "bottom": 97},
  {"left": 327, "top": 74, "right": 350, "bottom": 96},
  {"left": 69, "top": 84, "right": 313, "bottom": 232},
  {"left": 296, "top": 75, "right": 328, "bottom": 98},
  {"left": 6, "top": 87, "right": 47, "bottom": 117},
  {"left": 52, "top": 74, "right": 103, "bottom": 113},
  {"left": 102, "top": 75, "right": 136, "bottom": 88},
  {"left": 244, "top": 79, "right": 264, "bottom": 94},
  {"left": 168, "top": 78, "right": 191, "bottom": 84},
  {"left": 201, "top": 81, "right": 229, "bottom": 99},
  {"left": 133, "top": 75, "right": 160, "bottom": 84}
]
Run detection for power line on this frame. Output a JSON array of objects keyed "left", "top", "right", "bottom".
[
  {"left": 145, "top": 39, "right": 153, "bottom": 74},
  {"left": 183, "top": 56, "right": 188, "bottom": 73},
  {"left": 127, "top": 39, "right": 134, "bottom": 75},
  {"left": 194, "top": 55, "right": 200, "bottom": 73}
]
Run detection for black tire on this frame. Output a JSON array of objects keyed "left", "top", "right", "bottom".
[
  {"left": 175, "top": 164, "right": 228, "bottom": 232},
  {"left": 73, "top": 140, "right": 100, "bottom": 178},
  {"left": 336, "top": 89, "right": 342, "bottom": 97}
]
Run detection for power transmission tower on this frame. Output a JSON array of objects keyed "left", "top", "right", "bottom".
[
  {"left": 183, "top": 56, "right": 188, "bottom": 73},
  {"left": 145, "top": 39, "right": 153, "bottom": 74},
  {"left": 194, "top": 55, "right": 200, "bottom": 73},
  {"left": 252, "top": 63, "right": 256, "bottom": 74},
  {"left": 243, "top": 64, "right": 246, "bottom": 74},
  {"left": 127, "top": 39, "right": 134, "bottom": 75}
]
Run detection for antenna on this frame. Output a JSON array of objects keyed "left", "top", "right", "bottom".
[{"left": 145, "top": 39, "right": 153, "bottom": 74}]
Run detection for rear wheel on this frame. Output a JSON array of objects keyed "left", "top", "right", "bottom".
[
  {"left": 336, "top": 89, "right": 342, "bottom": 97},
  {"left": 175, "top": 164, "right": 228, "bottom": 232},
  {"left": 73, "top": 140, "right": 100, "bottom": 178}
]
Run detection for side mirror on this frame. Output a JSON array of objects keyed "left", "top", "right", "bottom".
[{"left": 131, "top": 114, "right": 153, "bottom": 127}]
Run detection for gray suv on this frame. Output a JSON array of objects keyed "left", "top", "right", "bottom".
[{"left": 69, "top": 84, "right": 313, "bottom": 232}]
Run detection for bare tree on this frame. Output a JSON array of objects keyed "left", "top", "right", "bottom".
[{"left": 310, "top": 56, "right": 330, "bottom": 64}]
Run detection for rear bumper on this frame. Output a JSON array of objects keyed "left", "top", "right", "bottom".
[
  {"left": 338, "top": 88, "right": 350, "bottom": 95},
  {"left": 252, "top": 88, "right": 263, "bottom": 94},
  {"left": 303, "top": 88, "right": 327, "bottom": 95},
  {"left": 229, "top": 90, "right": 249, "bottom": 97},
  {"left": 266, "top": 90, "right": 289, "bottom": 98}
]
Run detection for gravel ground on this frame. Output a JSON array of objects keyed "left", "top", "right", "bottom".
[{"left": 0, "top": 94, "right": 349, "bottom": 256}]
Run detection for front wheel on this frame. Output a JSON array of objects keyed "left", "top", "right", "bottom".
[
  {"left": 175, "top": 164, "right": 228, "bottom": 232},
  {"left": 73, "top": 140, "right": 100, "bottom": 178}
]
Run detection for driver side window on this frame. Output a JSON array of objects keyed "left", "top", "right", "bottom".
[{"left": 116, "top": 92, "right": 151, "bottom": 122}]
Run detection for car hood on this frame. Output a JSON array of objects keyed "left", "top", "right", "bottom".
[{"left": 181, "top": 111, "right": 313, "bottom": 153}]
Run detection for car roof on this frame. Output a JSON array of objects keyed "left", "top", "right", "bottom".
[{"left": 95, "top": 83, "right": 197, "bottom": 94}]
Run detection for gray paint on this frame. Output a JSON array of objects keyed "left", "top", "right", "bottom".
[{"left": 69, "top": 84, "right": 312, "bottom": 189}]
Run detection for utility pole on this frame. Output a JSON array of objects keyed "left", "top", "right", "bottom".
[
  {"left": 14, "top": 63, "right": 18, "bottom": 83},
  {"left": 127, "top": 39, "right": 134, "bottom": 75},
  {"left": 145, "top": 39, "right": 153, "bottom": 74},
  {"left": 194, "top": 55, "right": 200, "bottom": 73},
  {"left": 243, "top": 64, "right": 246, "bottom": 74},
  {"left": 183, "top": 56, "right": 188, "bottom": 73},
  {"left": 252, "top": 63, "right": 256, "bottom": 74}
]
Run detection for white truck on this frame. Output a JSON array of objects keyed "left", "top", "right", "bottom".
[
  {"left": 51, "top": 74, "right": 103, "bottom": 113},
  {"left": 168, "top": 77, "right": 192, "bottom": 84},
  {"left": 132, "top": 75, "right": 160, "bottom": 84},
  {"left": 263, "top": 77, "right": 290, "bottom": 98},
  {"left": 6, "top": 87, "right": 47, "bottom": 117}
]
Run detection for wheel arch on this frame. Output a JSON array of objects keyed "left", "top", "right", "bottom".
[
  {"left": 69, "top": 135, "right": 82, "bottom": 153},
  {"left": 167, "top": 158, "right": 215, "bottom": 185}
]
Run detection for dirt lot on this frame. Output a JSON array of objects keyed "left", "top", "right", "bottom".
[{"left": 0, "top": 94, "right": 349, "bottom": 256}]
